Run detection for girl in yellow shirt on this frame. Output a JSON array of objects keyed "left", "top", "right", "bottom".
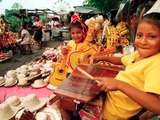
[
  {"left": 61, "top": 15, "right": 88, "bottom": 54},
  {"left": 91, "top": 13, "right": 160, "bottom": 120}
]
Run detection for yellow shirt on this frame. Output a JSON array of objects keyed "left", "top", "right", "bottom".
[
  {"left": 66, "top": 40, "right": 76, "bottom": 51},
  {"left": 104, "top": 51, "right": 160, "bottom": 120},
  {"left": 66, "top": 40, "right": 92, "bottom": 51},
  {"left": 66, "top": 40, "right": 94, "bottom": 73}
]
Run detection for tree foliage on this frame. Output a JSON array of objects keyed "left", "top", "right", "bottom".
[
  {"left": 2, "top": 3, "right": 24, "bottom": 32},
  {"left": 4, "top": 2, "right": 50, "bottom": 33},
  {"left": 4, "top": 9, "right": 21, "bottom": 32},
  {"left": 12, "top": 3, "right": 23, "bottom": 10},
  {"left": 83, "top": 0, "right": 127, "bottom": 14}
]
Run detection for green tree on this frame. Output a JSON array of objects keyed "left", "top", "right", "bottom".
[
  {"left": 2, "top": 3, "right": 23, "bottom": 32},
  {"left": 12, "top": 3, "right": 23, "bottom": 10},
  {"left": 83, "top": 0, "right": 127, "bottom": 14},
  {"left": 4, "top": 9, "right": 21, "bottom": 32}
]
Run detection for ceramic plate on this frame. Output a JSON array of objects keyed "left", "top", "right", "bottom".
[
  {"left": 0, "top": 81, "right": 5, "bottom": 86},
  {"left": 46, "top": 84, "right": 57, "bottom": 90},
  {"left": 31, "top": 82, "right": 48, "bottom": 89},
  {"left": 26, "top": 73, "right": 42, "bottom": 81},
  {"left": 4, "top": 79, "right": 18, "bottom": 87},
  {"left": 17, "top": 82, "right": 30, "bottom": 87},
  {"left": 43, "top": 107, "right": 62, "bottom": 120}
]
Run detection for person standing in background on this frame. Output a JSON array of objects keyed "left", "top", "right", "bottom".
[
  {"left": 50, "top": 17, "right": 60, "bottom": 40},
  {"left": 33, "top": 15, "right": 43, "bottom": 49}
]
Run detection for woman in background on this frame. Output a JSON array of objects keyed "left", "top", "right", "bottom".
[{"left": 33, "top": 15, "right": 43, "bottom": 49}]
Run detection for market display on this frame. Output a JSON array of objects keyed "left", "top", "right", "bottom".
[
  {"left": 0, "top": 14, "right": 133, "bottom": 120},
  {"left": 0, "top": 52, "right": 11, "bottom": 63}
]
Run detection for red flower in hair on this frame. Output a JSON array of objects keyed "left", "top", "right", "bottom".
[
  {"left": 71, "top": 15, "right": 87, "bottom": 38},
  {"left": 71, "top": 15, "right": 80, "bottom": 23}
]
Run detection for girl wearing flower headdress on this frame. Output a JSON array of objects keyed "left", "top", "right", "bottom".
[
  {"left": 59, "top": 15, "right": 89, "bottom": 120},
  {"left": 61, "top": 14, "right": 88, "bottom": 55},
  {"left": 48, "top": 14, "right": 92, "bottom": 87}
]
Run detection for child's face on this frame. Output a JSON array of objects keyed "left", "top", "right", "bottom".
[
  {"left": 70, "top": 27, "right": 84, "bottom": 43},
  {"left": 135, "top": 21, "right": 160, "bottom": 58}
]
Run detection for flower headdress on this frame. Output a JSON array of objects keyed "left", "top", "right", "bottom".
[{"left": 71, "top": 15, "right": 87, "bottom": 38}]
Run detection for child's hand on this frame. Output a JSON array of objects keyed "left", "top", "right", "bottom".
[
  {"left": 89, "top": 55, "right": 101, "bottom": 64},
  {"left": 95, "top": 77, "right": 120, "bottom": 92},
  {"left": 61, "top": 46, "right": 69, "bottom": 55}
]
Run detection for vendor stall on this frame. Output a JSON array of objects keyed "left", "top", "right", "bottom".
[
  {"left": 0, "top": 14, "right": 136, "bottom": 120},
  {"left": 0, "top": 52, "right": 11, "bottom": 63},
  {"left": 0, "top": 51, "right": 62, "bottom": 119}
]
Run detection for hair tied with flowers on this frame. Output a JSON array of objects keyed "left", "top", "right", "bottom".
[
  {"left": 71, "top": 15, "right": 87, "bottom": 38},
  {"left": 71, "top": 15, "right": 80, "bottom": 23}
]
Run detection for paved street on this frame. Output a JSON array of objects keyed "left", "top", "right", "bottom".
[{"left": 0, "top": 40, "right": 62, "bottom": 76}]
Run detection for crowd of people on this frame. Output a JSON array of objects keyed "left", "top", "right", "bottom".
[{"left": 0, "top": 13, "right": 62, "bottom": 55}]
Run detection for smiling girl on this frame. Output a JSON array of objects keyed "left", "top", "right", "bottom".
[{"left": 90, "top": 12, "right": 160, "bottom": 120}]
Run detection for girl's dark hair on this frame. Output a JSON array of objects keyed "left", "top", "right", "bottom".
[
  {"left": 69, "top": 21, "right": 88, "bottom": 33},
  {"left": 22, "top": 24, "right": 27, "bottom": 29},
  {"left": 140, "top": 13, "right": 160, "bottom": 28}
]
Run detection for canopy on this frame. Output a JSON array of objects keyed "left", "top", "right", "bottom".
[
  {"left": 74, "top": 6, "right": 101, "bottom": 14},
  {"left": 55, "top": 10, "right": 69, "bottom": 15}
]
